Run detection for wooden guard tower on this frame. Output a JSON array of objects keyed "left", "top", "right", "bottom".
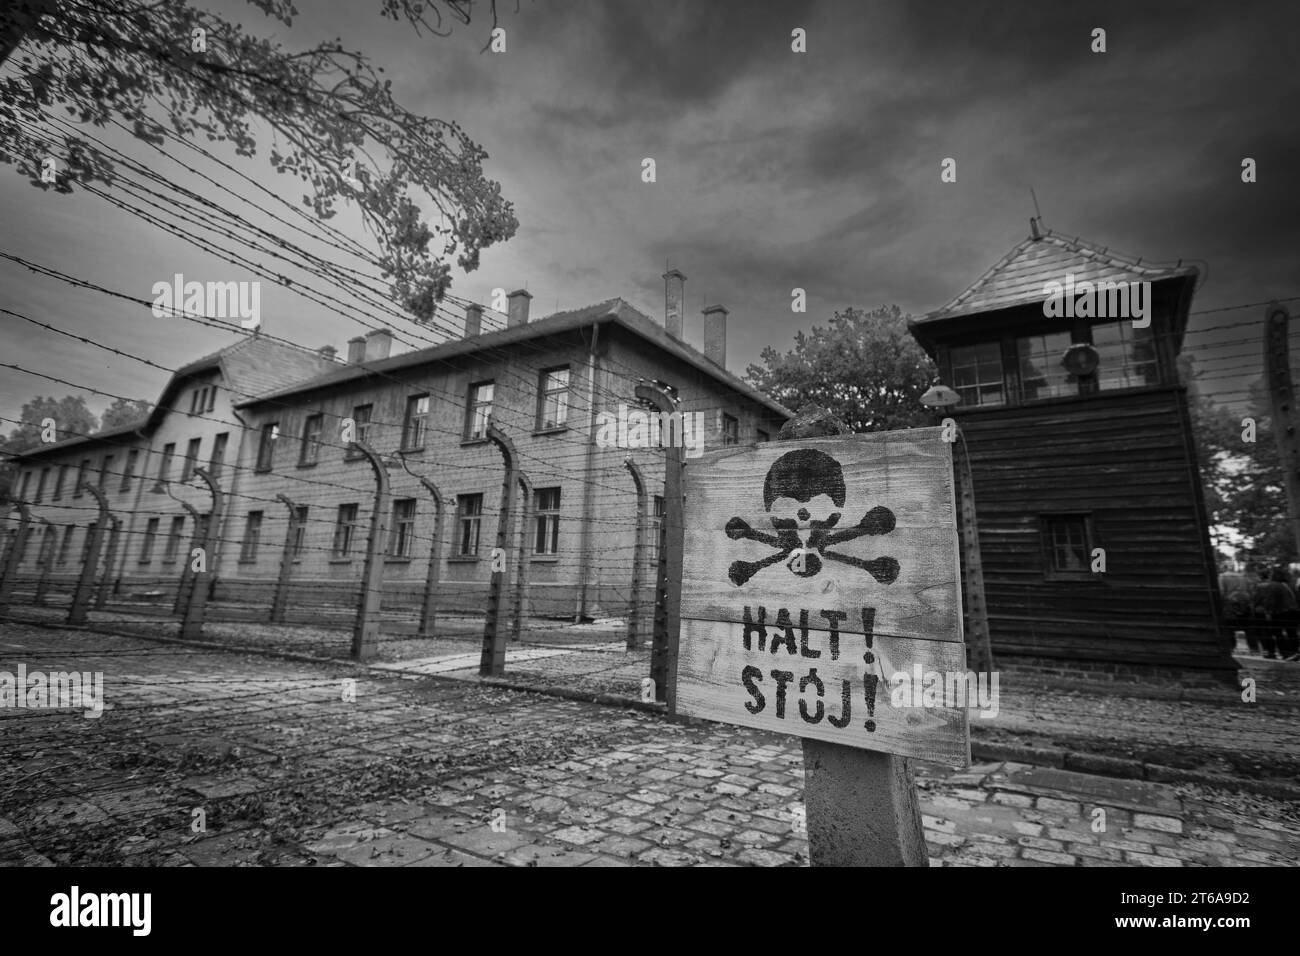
[{"left": 908, "top": 225, "right": 1234, "bottom": 677}]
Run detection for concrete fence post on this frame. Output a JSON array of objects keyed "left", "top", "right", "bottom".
[
  {"left": 623, "top": 456, "right": 647, "bottom": 650},
  {"left": 480, "top": 420, "right": 518, "bottom": 676},
  {"left": 0, "top": 497, "right": 32, "bottom": 609},
  {"left": 69, "top": 483, "right": 109, "bottom": 625},
  {"left": 270, "top": 493, "right": 300, "bottom": 624},
  {"left": 173, "top": 501, "right": 202, "bottom": 615},
  {"left": 350, "top": 440, "right": 391, "bottom": 662},
  {"left": 398, "top": 460, "right": 445, "bottom": 641},
  {"left": 179, "top": 467, "right": 223, "bottom": 641},
  {"left": 34, "top": 517, "right": 55, "bottom": 606},
  {"left": 510, "top": 470, "right": 533, "bottom": 643},
  {"left": 94, "top": 513, "right": 122, "bottom": 611}
]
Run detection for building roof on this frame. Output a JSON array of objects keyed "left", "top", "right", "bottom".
[
  {"left": 241, "top": 298, "right": 794, "bottom": 419},
  {"left": 8, "top": 336, "right": 335, "bottom": 461},
  {"left": 915, "top": 229, "right": 1200, "bottom": 327}
]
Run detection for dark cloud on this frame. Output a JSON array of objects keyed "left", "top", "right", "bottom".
[{"left": 3, "top": 0, "right": 1300, "bottom": 420}]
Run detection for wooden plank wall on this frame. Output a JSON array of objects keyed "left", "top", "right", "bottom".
[{"left": 957, "top": 386, "right": 1230, "bottom": 669}]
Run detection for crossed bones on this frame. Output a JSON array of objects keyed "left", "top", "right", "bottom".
[{"left": 725, "top": 506, "right": 901, "bottom": 587}]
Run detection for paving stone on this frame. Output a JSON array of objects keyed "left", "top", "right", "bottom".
[
  {"left": 1023, "top": 849, "right": 1077, "bottom": 866},
  {"left": 1133, "top": 813, "right": 1184, "bottom": 834}
]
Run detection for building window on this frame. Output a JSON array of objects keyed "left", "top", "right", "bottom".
[
  {"left": 649, "top": 495, "right": 665, "bottom": 568},
  {"left": 99, "top": 455, "right": 114, "bottom": 489},
  {"left": 139, "top": 518, "right": 159, "bottom": 563},
  {"left": 121, "top": 450, "right": 139, "bottom": 491},
  {"left": 35, "top": 467, "right": 49, "bottom": 503},
  {"left": 54, "top": 464, "right": 68, "bottom": 500},
  {"left": 1091, "top": 321, "right": 1158, "bottom": 392},
  {"left": 209, "top": 433, "right": 228, "bottom": 477},
  {"left": 58, "top": 525, "right": 75, "bottom": 566},
  {"left": 240, "top": 511, "right": 263, "bottom": 563},
  {"left": 950, "top": 342, "right": 1005, "bottom": 407},
  {"left": 402, "top": 395, "right": 430, "bottom": 450},
  {"left": 538, "top": 368, "right": 570, "bottom": 430},
  {"left": 756, "top": 429, "right": 770, "bottom": 443},
  {"left": 157, "top": 443, "right": 175, "bottom": 485},
  {"left": 346, "top": 404, "right": 372, "bottom": 459},
  {"left": 18, "top": 470, "right": 31, "bottom": 501},
  {"left": 389, "top": 499, "right": 417, "bottom": 558},
  {"left": 457, "top": 493, "right": 483, "bottom": 556},
  {"left": 1041, "top": 514, "right": 1094, "bottom": 578},
  {"left": 74, "top": 459, "right": 90, "bottom": 498},
  {"left": 206, "top": 385, "right": 216, "bottom": 412},
  {"left": 291, "top": 505, "right": 308, "bottom": 559},
  {"left": 300, "top": 414, "right": 324, "bottom": 466},
  {"left": 332, "top": 503, "right": 359, "bottom": 558},
  {"left": 722, "top": 413, "right": 739, "bottom": 445},
  {"left": 466, "top": 382, "right": 494, "bottom": 440},
  {"left": 164, "top": 515, "right": 185, "bottom": 562},
  {"left": 180, "top": 438, "right": 201, "bottom": 482},
  {"left": 256, "top": 424, "right": 278, "bottom": 472},
  {"left": 534, "top": 487, "right": 560, "bottom": 555},
  {"left": 189, "top": 388, "right": 203, "bottom": 415},
  {"left": 1017, "top": 332, "right": 1075, "bottom": 402}
]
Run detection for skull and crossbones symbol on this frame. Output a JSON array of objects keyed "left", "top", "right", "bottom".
[{"left": 726, "top": 448, "right": 900, "bottom": 587}]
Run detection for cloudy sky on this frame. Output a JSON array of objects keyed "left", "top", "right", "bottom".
[{"left": 2, "top": 0, "right": 1299, "bottom": 428}]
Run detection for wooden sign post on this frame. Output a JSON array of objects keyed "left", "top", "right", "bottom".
[{"left": 678, "top": 408, "right": 970, "bottom": 865}]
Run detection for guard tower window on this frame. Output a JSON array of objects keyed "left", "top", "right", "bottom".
[
  {"left": 950, "top": 342, "right": 1005, "bottom": 407},
  {"left": 1041, "top": 513, "right": 1094, "bottom": 578}
]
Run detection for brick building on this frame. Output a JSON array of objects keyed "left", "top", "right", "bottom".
[
  {"left": 4, "top": 277, "right": 791, "bottom": 624},
  {"left": 3, "top": 337, "right": 331, "bottom": 602}
]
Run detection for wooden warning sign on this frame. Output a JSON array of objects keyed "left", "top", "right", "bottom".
[{"left": 677, "top": 428, "right": 971, "bottom": 766}]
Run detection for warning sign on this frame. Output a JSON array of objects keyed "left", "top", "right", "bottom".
[{"left": 677, "top": 428, "right": 970, "bottom": 766}]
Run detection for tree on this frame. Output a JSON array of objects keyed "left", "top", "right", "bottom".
[
  {"left": 100, "top": 397, "right": 152, "bottom": 431},
  {"left": 1186, "top": 368, "right": 1296, "bottom": 571},
  {"left": 0, "top": 394, "right": 99, "bottom": 498},
  {"left": 0, "top": 0, "right": 518, "bottom": 321},
  {"left": 745, "top": 305, "right": 939, "bottom": 433}
]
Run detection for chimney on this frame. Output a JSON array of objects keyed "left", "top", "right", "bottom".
[
  {"left": 703, "top": 304, "right": 728, "bottom": 368},
  {"left": 1030, "top": 217, "right": 1042, "bottom": 240},
  {"left": 346, "top": 336, "right": 366, "bottom": 364},
  {"left": 364, "top": 328, "right": 393, "bottom": 362},
  {"left": 318, "top": 345, "right": 338, "bottom": 362},
  {"left": 465, "top": 303, "right": 484, "bottom": 338},
  {"left": 663, "top": 269, "right": 686, "bottom": 338},
  {"left": 507, "top": 289, "right": 532, "bottom": 327}
]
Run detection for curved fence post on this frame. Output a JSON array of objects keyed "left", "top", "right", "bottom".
[
  {"left": 270, "top": 493, "right": 300, "bottom": 624},
  {"left": 179, "top": 467, "right": 223, "bottom": 640},
  {"left": 0, "top": 497, "right": 32, "bottom": 609},
  {"left": 623, "top": 456, "right": 647, "bottom": 650},
  {"left": 510, "top": 470, "right": 533, "bottom": 643},
  {"left": 480, "top": 420, "right": 518, "bottom": 676},
  {"left": 351, "top": 440, "right": 391, "bottom": 661},
  {"left": 33, "top": 517, "right": 55, "bottom": 606},
  {"left": 407, "top": 469, "right": 445, "bottom": 640},
  {"left": 69, "top": 483, "right": 109, "bottom": 625},
  {"left": 172, "top": 501, "right": 202, "bottom": 614},
  {"left": 94, "top": 513, "right": 122, "bottom": 611}
]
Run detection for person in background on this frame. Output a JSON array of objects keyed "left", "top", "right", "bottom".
[
  {"left": 1222, "top": 574, "right": 1259, "bottom": 653},
  {"left": 1254, "top": 567, "right": 1298, "bottom": 660}
]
